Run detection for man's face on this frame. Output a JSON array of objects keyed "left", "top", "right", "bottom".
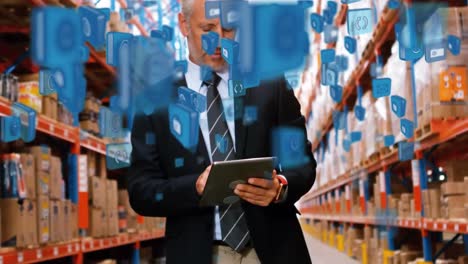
[{"left": 178, "top": 0, "right": 236, "bottom": 72}]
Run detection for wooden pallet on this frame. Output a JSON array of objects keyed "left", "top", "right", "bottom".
[{"left": 415, "top": 122, "right": 432, "bottom": 141}]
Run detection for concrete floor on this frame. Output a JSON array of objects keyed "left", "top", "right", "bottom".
[{"left": 302, "top": 230, "right": 360, "bottom": 264}]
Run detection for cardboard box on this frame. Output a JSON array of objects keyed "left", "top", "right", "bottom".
[
  {"left": 99, "top": 155, "right": 107, "bottom": 178},
  {"left": 89, "top": 207, "right": 104, "bottom": 238},
  {"left": 63, "top": 200, "right": 71, "bottom": 241},
  {"left": 18, "top": 81, "right": 42, "bottom": 113},
  {"left": 50, "top": 156, "right": 63, "bottom": 200},
  {"left": 20, "top": 154, "right": 36, "bottom": 199},
  {"left": 107, "top": 209, "right": 119, "bottom": 236},
  {"left": 30, "top": 146, "right": 51, "bottom": 196},
  {"left": 0, "top": 199, "right": 37, "bottom": 247},
  {"left": 118, "top": 190, "right": 136, "bottom": 217},
  {"left": 89, "top": 176, "right": 105, "bottom": 209},
  {"left": 71, "top": 203, "right": 78, "bottom": 239},
  {"left": 442, "top": 182, "right": 465, "bottom": 196},
  {"left": 87, "top": 152, "right": 96, "bottom": 177},
  {"left": 444, "top": 160, "right": 468, "bottom": 182},
  {"left": 49, "top": 199, "right": 64, "bottom": 243},
  {"left": 443, "top": 195, "right": 465, "bottom": 208},
  {"left": 37, "top": 195, "right": 50, "bottom": 244}
]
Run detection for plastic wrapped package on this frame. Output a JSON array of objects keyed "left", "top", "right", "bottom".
[
  {"left": 374, "top": 96, "right": 392, "bottom": 150},
  {"left": 384, "top": 43, "right": 413, "bottom": 142}
]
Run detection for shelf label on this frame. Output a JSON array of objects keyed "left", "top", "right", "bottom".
[
  {"left": 434, "top": 223, "right": 438, "bottom": 229},
  {"left": 18, "top": 252, "right": 23, "bottom": 263},
  {"left": 68, "top": 244, "right": 72, "bottom": 253},
  {"left": 345, "top": 185, "right": 350, "bottom": 200},
  {"left": 64, "top": 129, "right": 69, "bottom": 138},
  {"left": 49, "top": 123, "right": 54, "bottom": 132},
  {"left": 455, "top": 224, "right": 459, "bottom": 232},
  {"left": 0, "top": 256, "right": 3, "bottom": 264},
  {"left": 379, "top": 172, "right": 385, "bottom": 193},
  {"left": 75, "top": 243, "right": 80, "bottom": 252},
  {"left": 443, "top": 223, "right": 447, "bottom": 230},
  {"left": 78, "top": 155, "right": 88, "bottom": 192},
  {"left": 411, "top": 160, "right": 420, "bottom": 187},
  {"left": 37, "top": 249, "right": 42, "bottom": 259},
  {"left": 335, "top": 189, "right": 340, "bottom": 202},
  {"left": 53, "top": 247, "right": 59, "bottom": 256},
  {"left": 100, "top": 240, "right": 104, "bottom": 247}
]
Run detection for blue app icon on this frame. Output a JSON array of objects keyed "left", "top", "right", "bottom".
[
  {"left": 221, "top": 38, "right": 239, "bottom": 65},
  {"left": 162, "top": 25, "right": 174, "bottom": 41},
  {"left": 370, "top": 63, "right": 382, "bottom": 78},
  {"left": 272, "top": 127, "right": 309, "bottom": 169},
  {"left": 178, "top": 86, "right": 206, "bottom": 113},
  {"left": 106, "top": 32, "right": 133, "bottom": 67},
  {"left": 335, "top": 55, "right": 348, "bottom": 72},
  {"left": 321, "top": 49, "right": 336, "bottom": 64},
  {"left": 106, "top": 143, "right": 132, "bottom": 170},
  {"left": 323, "top": 9, "right": 334, "bottom": 25},
  {"left": 447, "top": 35, "right": 461, "bottom": 56},
  {"left": 54, "top": 64, "right": 87, "bottom": 115},
  {"left": 398, "top": 141, "right": 414, "bottom": 161},
  {"left": 400, "top": 118, "right": 414, "bottom": 139},
  {"left": 347, "top": 8, "right": 373, "bottom": 36},
  {"left": 202, "top": 31, "right": 219, "bottom": 55},
  {"left": 285, "top": 72, "right": 300, "bottom": 90},
  {"left": 169, "top": 103, "right": 200, "bottom": 150},
  {"left": 324, "top": 25, "right": 338, "bottom": 44},
  {"left": 200, "top": 65, "right": 212, "bottom": 82},
  {"left": 151, "top": 30, "right": 165, "bottom": 40},
  {"left": 384, "top": 135, "right": 395, "bottom": 147},
  {"left": 327, "top": 1, "right": 338, "bottom": 16},
  {"left": 425, "top": 42, "right": 446, "bottom": 63},
  {"left": 341, "top": 0, "right": 361, "bottom": 3},
  {"left": 399, "top": 43, "right": 424, "bottom": 62},
  {"left": 332, "top": 110, "right": 346, "bottom": 130},
  {"left": 310, "top": 13, "right": 324, "bottom": 33},
  {"left": 388, "top": 0, "right": 400, "bottom": 9},
  {"left": 0, "top": 115, "right": 21, "bottom": 142},
  {"left": 372, "top": 78, "right": 391, "bottom": 98},
  {"left": 343, "top": 138, "right": 351, "bottom": 152},
  {"left": 354, "top": 105, "right": 366, "bottom": 121},
  {"left": 330, "top": 85, "right": 343, "bottom": 103},
  {"left": 205, "top": 0, "right": 220, "bottom": 19},
  {"left": 11, "top": 103, "right": 37, "bottom": 143},
  {"left": 220, "top": 0, "right": 241, "bottom": 29},
  {"left": 390, "top": 95, "right": 406, "bottom": 118},
  {"left": 325, "top": 64, "right": 338, "bottom": 86},
  {"left": 299, "top": 0, "right": 313, "bottom": 8},
  {"left": 145, "top": 132, "right": 156, "bottom": 145},
  {"left": 99, "top": 106, "right": 122, "bottom": 138},
  {"left": 228, "top": 80, "right": 246, "bottom": 97},
  {"left": 174, "top": 158, "right": 184, "bottom": 168},
  {"left": 174, "top": 60, "right": 188, "bottom": 74},
  {"left": 215, "top": 134, "right": 229, "bottom": 154},
  {"left": 39, "top": 69, "right": 58, "bottom": 95},
  {"left": 239, "top": 4, "right": 309, "bottom": 80},
  {"left": 78, "top": 6, "right": 109, "bottom": 50},
  {"left": 344, "top": 36, "right": 356, "bottom": 54},
  {"left": 350, "top": 131, "right": 362, "bottom": 143},
  {"left": 31, "top": 7, "right": 85, "bottom": 68},
  {"left": 243, "top": 106, "right": 258, "bottom": 126}
]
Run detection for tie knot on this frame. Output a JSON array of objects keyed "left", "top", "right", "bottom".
[{"left": 203, "top": 71, "right": 222, "bottom": 88}]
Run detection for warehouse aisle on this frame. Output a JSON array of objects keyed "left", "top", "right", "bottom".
[{"left": 303, "top": 230, "right": 359, "bottom": 264}]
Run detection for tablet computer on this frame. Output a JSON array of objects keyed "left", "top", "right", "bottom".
[{"left": 200, "top": 157, "right": 275, "bottom": 206}]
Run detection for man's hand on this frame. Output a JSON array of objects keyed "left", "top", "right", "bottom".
[
  {"left": 196, "top": 165, "right": 212, "bottom": 196},
  {"left": 234, "top": 170, "right": 280, "bottom": 207}
]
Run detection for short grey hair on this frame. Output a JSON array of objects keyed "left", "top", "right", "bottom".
[{"left": 180, "top": 0, "right": 195, "bottom": 19}]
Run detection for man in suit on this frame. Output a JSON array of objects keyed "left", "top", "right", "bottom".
[{"left": 127, "top": 0, "right": 316, "bottom": 263}]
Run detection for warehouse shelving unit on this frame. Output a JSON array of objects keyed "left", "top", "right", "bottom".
[
  {"left": 0, "top": 0, "right": 167, "bottom": 263},
  {"left": 0, "top": 230, "right": 164, "bottom": 264},
  {"left": 299, "top": 0, "right": 468, "bottom": 263}
]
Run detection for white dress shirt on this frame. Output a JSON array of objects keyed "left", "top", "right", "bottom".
[{"left": 184, "top": 59, "right": 234, "bottom": 240}]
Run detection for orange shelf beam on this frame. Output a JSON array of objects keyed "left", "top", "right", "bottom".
[{"left": 0, "top": 230, "right": 165, "bottom": 264}]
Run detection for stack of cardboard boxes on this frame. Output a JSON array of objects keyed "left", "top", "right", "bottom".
[
  {"left": 80, "top": 94, "right": 101, "bottom": 135},
  {"left": 17, "top": 74, "right": 42, "bottom": 113},
  {"left": 0, "top": 146, "right": 77, "bottom": 249},
  {"left": 441, "top": 181, "right": 465, "bottom": 219},
  {"left": 42, "top": 93, "right": 58, "bottom": 121},
  {"left": 422, "top": 188, "right": 441, "bottom": 219}
]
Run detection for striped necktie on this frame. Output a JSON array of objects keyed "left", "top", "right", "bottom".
[{"left": 204, "top": 73, "right": 251, "bottom": 252}]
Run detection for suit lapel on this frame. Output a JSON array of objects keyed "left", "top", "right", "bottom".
[
  {"left": 234, "top": 93, "right": 248, "bottom": 159},
  {"left": 175, "top": 77, "right": 210, "bottom": 166}
]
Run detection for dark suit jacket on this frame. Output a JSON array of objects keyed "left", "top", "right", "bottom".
[{"left": 128, "top": 77, "right": 316, "bottom": 264}]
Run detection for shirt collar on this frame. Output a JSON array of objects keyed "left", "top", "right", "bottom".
[{"left": 184, "top": 57, "right": 229, "bottom": 93}]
